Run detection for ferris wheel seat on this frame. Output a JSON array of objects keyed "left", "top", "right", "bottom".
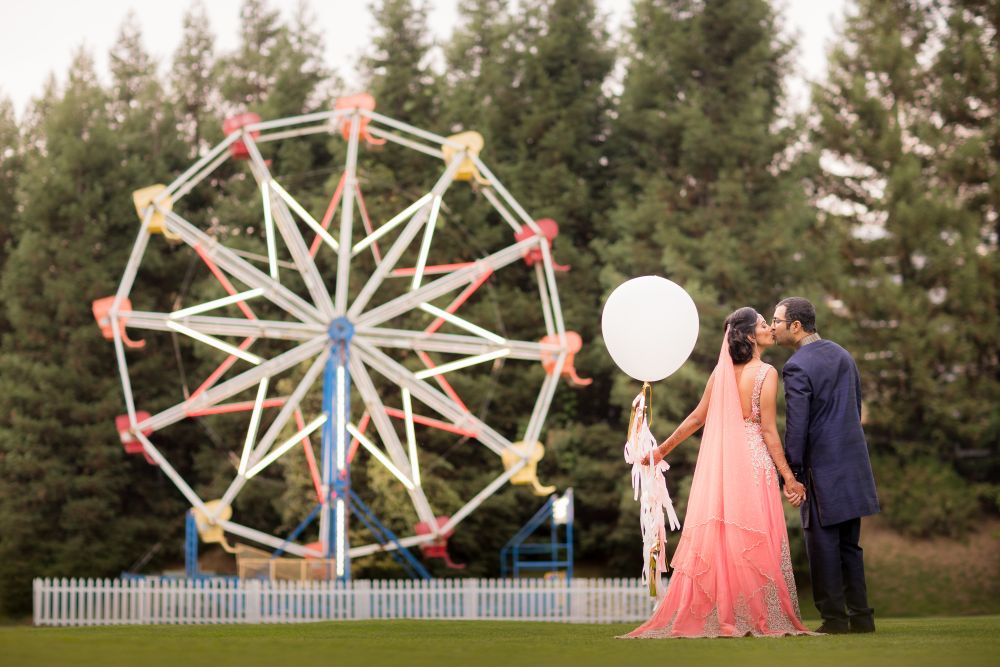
[
  {"left": 193, "top": 500, "right": 236, "bottom": 553},
  {"left": 415, "top": 517, "right": 466, "bottom": 569},
  {"left": 131, "top": 185, "right": 179, "bottom": 240},
  {"left": 442, "top": 131, "right": 490, "bottom": 184},
  {"left": 515, "top": 219, "right": 570, "bottom": 270},
  {"left": 335, "top": 93, "right": 386, "bottom": 146},
  {"left": 115, "top": 411, "right": 157, "bottom": 465},
  {"left": 503, "top": 441, "right": 557, "bottom": 496},
  {"left": 92, "top": 296, "right": 145, "bottom": 348},
  {"left": 222, "top": 113, "right": 262, "bottom": 160},
  {"left": 539, "top": 331, "right": 592, "bottom": 386}
]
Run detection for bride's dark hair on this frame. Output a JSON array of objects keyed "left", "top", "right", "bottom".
[{"left": 723, "top": 307, "right": 759, "bottom": 364}]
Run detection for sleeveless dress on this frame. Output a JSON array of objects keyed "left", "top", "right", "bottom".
[{"left": 625, "top": 361, "right": 812, "bottom": 638}]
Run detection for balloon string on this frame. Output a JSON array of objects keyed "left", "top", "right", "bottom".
[{"left": 643, "top": 381, "right": 652, "bottom": 430}]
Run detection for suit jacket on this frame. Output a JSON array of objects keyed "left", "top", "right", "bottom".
[{"left": 783, "top": 339, "right": 880, "bottom": 528}]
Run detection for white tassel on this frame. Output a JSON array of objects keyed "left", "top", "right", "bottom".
[{"left": 624, "top": 389, "right": 681, "bottom": 597}]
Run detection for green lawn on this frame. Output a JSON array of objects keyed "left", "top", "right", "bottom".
[{"left": 2, "top": 616, "right": 998, "bottom": 667}]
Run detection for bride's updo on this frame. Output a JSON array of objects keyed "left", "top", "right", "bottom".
[{"left": 723, "top": 307, "right": 758, "bottom": 364}]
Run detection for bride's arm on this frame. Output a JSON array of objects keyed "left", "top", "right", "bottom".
[
  {"left": 643, "top": 370, "right": 716, "bottom": 464},
  {"left": 759, "top": 368, "right": 806, "bottom": 503}
]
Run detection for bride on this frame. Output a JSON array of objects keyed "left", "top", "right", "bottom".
[{"left": 625, "top": 307, "right": 814, "bottom": 638}]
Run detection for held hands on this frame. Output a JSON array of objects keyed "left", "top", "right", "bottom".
[{"left": 783, "top": 478, "right": 807, "bottom": 507}]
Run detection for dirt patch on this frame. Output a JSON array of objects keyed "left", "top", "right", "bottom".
[{"left": 860, "top": 517, "right": 1000, "bottom": 616}]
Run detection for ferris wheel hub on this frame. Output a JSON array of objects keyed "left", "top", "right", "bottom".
[{"left": 327, "top": 316, "right": 355, "bottom": 344}]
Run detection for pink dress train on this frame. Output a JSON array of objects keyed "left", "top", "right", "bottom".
[{"left": 626, "top": 342, "right": 812, "bottom": 638}]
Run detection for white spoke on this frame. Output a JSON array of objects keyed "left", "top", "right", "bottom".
[
  {"left": 246, "top": 414, "right": 327, "bottom": 479},
  {"left": 346, "top": 422, "right": 415, "bottom": 490},
  {"left": 352, "top": 194, "right": 433, "bottom": 257},
  {"left": 401, "top": 388, "right": 420, "bottom": 487},
  {"left": 270, "top": 179, "right": 340, "bottom": 251},
  {"left": 261, "top": 180, "right": 279, "bottom": 280},
  {"left": 169, "top": 288, "right": 266, "bottom": 320},
  {"left": 238, "top": 378, "right": 269, "bottom": 475},
  {"left": 410, "top": 195, "right": 442, "bottom": 290},
  {"left": 418, "top": 303, "right": 505, "bottom": 344},
  {"left": 166, "top": 321, "right": 264, "bottom": 365},
  {"left": 162, "top": 209, "right": 323, "bottom": 324},
  {"left": 413, "top": 349, "right": 510, "bottom": 380}
]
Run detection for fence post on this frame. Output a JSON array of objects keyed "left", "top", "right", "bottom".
[
  {"left": 245, "top": 579, "right": 261, "bottom": 624},
  {"left": 462, "top": 578, "right": 478, "bottom": 620}
]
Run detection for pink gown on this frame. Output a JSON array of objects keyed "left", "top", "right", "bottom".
[{"left": 626, "top": 341, "right": 812, "bottom": 638}]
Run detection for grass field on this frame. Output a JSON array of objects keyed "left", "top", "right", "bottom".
[{"left": 2, "top": 616, "right": 998, "bottom": 667}]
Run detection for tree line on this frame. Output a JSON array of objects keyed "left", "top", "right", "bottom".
[{"left": 0, "top": 0, "right": 996, "bottom": 615}]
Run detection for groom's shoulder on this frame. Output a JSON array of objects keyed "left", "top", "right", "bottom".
[{"left": 792, "top": 339, "right": 853, "bottom": 368}]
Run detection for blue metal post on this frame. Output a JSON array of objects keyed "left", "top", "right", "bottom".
[
  {"left": 323, "top": 317, "right": 354, "bottom": 581},
  {"left": 185, "top": 511, "right": 199, "bottom": 579}
]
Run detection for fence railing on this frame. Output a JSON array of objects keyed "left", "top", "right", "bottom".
[{"left": 33, "top": 577, "right": 655, "bottom": 626}]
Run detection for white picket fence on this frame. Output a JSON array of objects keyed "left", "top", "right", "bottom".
[{"left": 33, "top": 577, "right": 656, "bottom": 626}]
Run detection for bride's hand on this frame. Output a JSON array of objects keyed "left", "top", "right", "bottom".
[{"left": 640, "top": 444, "right": 664, "bottom": 466}]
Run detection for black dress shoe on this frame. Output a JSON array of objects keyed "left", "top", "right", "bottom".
[{"left": 815, "top": 623, "right": 850, "bottom": 634}]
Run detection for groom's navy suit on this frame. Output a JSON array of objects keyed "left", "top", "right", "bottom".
[{"left": 783, "top": 338, "right": 879, "bottom": 632}]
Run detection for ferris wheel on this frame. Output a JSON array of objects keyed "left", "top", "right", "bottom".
[{"left": 93, "top": 93, "right": 590, "bottom": 579}]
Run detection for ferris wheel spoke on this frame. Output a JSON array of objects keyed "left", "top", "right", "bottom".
[
  {"left": 218, "top": 518, "right": 320, "bottom": 559},
  {"left": 247, "top": 348, "right": 330, "bottom": 469},
  {"left": 363, "top": 109, "right": 466, "bottom": 152},
  {"left": 334, "top": 113, "right": 362, "bottom": 314},
  {"left": 162, "top": 210, "right": 324, "bottom": 324},
  {"left": 135, "top": 335, "right": 327, "bottom": 435},
  {"left": 213, "top": 349, "right": 330, "bottom": 517},
  {"left": 126, "top": 311, "right": 325, "bottom": 341},
  {"left": 440, "top": 461, "right": 527, "bottom": 536},
  {"left": 242, "top": 137, "right": 337, "bottom": 319},
  {"left": 353, "top": 339, "right": 514, "bottom": 457},
  {"left": 347, "top": 155, "right": 466, "bottom": 319},
  {"left": 132, "top": 431, "right": 209, "bottom": 514},
  {"left": 523, "top": 351, "right": 567, "bottom": 446},
  {"left": 347, "top": 353, "right": 438, "bottom": 528},
  {"left": 354, "top": 234, "right": 541, "bottom": 330},
  {"left": 349, "top": 532, "right": 435, "bottom": 558},
  {"left": 356, "top": 328, "right": 551, "bottom": 360},
  {"left": 110, "top": 209, "right": 153, "bottom": 319},
  {"left": 471, "top": 155, "right": 543, "bottom": 234}
]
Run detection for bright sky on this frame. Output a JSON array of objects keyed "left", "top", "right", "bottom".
[{"left": 0, "top": 0, "right": 847, "bottom": 118}]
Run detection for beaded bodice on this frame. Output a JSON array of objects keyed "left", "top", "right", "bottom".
[{"left": 743, "top": 363, "right": 774, "bottom": 486}]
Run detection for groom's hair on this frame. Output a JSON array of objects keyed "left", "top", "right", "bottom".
[{"left": 778, "top": 297, "right": 817, "bottom": 333}]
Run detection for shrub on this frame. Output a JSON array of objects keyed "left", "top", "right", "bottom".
[{"left": 875, "top": 457, "right": 980, "bottom": 538}]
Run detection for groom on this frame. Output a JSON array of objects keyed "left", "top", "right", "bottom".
[{"left": 772, "top": 297, "right": 880, "bottom": 634}]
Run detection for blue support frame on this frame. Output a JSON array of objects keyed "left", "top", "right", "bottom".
[
  {"left": 271, "top": 503, "right": 322, "bottom": 559},
  {"left": 349, "top": 490, "right": 431, "bottom": 580},
  {"left": 185, "top": 510, "right": 200, "bottom": 579},
  {"left": 323, "top": 317, "right": 354, "bottom": 580},
  {"left": 500, "top": 488, "right": 574, "bottom": 579}
]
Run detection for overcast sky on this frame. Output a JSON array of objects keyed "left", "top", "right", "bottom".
[{"left": 0, "top": 0, "right": 848, "bottom": 118}]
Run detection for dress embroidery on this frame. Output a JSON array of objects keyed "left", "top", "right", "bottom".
[
  {"left": 744, "top": 364, "right": 775, "bottom": 487},
  {"left": 780, "top": 538, "right": 801, "bottom": 618}
]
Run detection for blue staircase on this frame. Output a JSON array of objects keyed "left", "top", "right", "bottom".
[{"left": 500, "top": 488, "right": 574, "bottom": 578}]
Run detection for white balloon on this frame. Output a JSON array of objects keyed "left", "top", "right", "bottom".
[{"left": 601, "top": 276, "right": 699, "bottom": 382}]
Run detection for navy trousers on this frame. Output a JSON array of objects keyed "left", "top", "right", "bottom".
[{"left": 804, "top": 499, "right": 875, "bottom": 631}]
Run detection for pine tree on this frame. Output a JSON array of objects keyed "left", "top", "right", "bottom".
[
  {"left": 0, "top": 23, "right": 191, "bottom": 610},
  {"left": 171, "top": 1, "right": 219, "bottom": 150},
  {"left": 812, "top": 0, "right": 999, "bottom": 476},
  {"left": 0, "top": 94, "right": 21, "bottom": 328}
]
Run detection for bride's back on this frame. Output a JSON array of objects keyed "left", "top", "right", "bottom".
[{"left": 733, "top": 361, "right": 768, "bottom": 421}]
